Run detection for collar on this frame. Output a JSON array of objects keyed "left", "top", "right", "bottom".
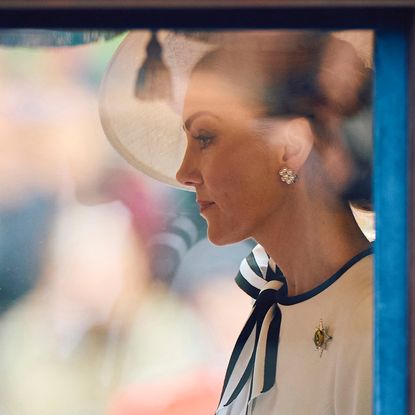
[{"left": 218, "top": 243, "right": 374, "bottom": 411}]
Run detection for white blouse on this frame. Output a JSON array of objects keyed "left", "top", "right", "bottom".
[{"left": 216, "top": 245, "right": 373, "bottom": 415}]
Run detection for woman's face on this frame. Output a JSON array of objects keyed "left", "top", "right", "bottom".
[{"left": 177, "top": 70, "right": 287, "bottom": 245}]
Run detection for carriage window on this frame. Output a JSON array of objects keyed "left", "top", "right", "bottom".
[{"left": 0, "top": 29, "right": 375, "bottom": 415}]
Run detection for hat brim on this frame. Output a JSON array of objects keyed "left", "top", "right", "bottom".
[{"left": 99, "top": 30, "right": 214, "bottom": 191}]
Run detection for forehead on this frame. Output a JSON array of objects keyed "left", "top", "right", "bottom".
[{"left": 182, "top": 70, "right": 263, "bottom": 124}]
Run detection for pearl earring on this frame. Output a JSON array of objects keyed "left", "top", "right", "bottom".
[{"left": 279, "top": 167, "right": 298, "bottom": 184}]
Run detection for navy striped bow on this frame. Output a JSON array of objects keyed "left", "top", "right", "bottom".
[{"left": 217, "top": 244, "right": 286, "bottom": 410}]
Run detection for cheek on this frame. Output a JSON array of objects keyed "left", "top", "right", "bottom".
[
  {"left": 205, "top": 157, "right": 248, "bottom": 206},
  {"left": 208, "top": 151, "right": 277, "bottom": 215},
  {"left": 203, "top": 165, "right": 280, "bottom": 245}
]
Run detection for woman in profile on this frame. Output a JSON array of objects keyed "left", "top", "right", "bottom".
[{"left": 101, "top": 30, "right": 373, "bottom": 414}]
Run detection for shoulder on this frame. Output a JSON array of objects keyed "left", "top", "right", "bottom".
[
  {"left": 332, "top": 253, "right": 373, "bottom": 311},
  {"left": 334, "top": 255, "right": 373, "bottom": 351}
]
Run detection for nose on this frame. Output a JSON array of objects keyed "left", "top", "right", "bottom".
[{"left": 176, "top": 146, "right": 203, "bottom": 187}]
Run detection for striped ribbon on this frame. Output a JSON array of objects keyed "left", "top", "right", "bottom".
[{"left": 218, "top": 244, "right": 287, "bottom": 410}]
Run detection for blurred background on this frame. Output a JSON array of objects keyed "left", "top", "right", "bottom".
[
  {"left": 0, "top": 31, "right": 256, "bottom": 415},
  {"left": 0, "top": 30, "right": 374, "bottom": 415}
]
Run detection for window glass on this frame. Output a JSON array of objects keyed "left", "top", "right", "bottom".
[{"left": 0, "top": 29, "right": 374, "bottom": 415}]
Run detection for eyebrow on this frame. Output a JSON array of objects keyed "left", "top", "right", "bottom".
[{"left": 183, "top": 111, "right": 221, "bottom": 131}]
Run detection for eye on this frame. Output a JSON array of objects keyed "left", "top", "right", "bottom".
[{"left": 192, "top": 130, "right": 216, "bottom": 149}]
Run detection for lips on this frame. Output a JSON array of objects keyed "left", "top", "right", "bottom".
[{"left": 197, "top": 200, "right": 215, "bottom": 213}]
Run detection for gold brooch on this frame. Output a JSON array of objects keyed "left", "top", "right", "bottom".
[{"left": 313, "top": 319, "right": 332, "bottom": 357}]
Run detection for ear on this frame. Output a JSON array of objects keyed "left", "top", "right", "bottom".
[{"left": 280, "top": 117, "right": 314, "bottom": 170}]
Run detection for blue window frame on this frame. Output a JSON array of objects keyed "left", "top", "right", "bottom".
[
  {"left": 0, "top": 3, "right": 412, "bottom": 414},
  {"left": 374, "top": 28, "right": 409, "bottom": 414}
]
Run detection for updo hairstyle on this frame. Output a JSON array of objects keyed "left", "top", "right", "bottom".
[{"left": 191, "top": 31, "right": 373, "bottom": 210}]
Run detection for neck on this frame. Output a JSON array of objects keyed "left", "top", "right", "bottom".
[{"left": 254, "top": 196, "right": 370, "bottom": 297}]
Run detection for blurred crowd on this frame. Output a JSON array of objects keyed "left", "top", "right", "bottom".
[{"left": 0, "top": 35, "right": 253, "bottom": 415}]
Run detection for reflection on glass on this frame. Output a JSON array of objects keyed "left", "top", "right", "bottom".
[
  {"left": 0, "top": 32, "right": 253, "bottom": 415},
  {"left": 0, "top": 29, "right": 374, "bottom": 415}
]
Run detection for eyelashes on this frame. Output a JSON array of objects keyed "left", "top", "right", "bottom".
[
  {"left": 182, "top": 124, "right": 216, "bottom": 149},
  {"left": 192, "top": 132, "right": 215, "bottom": 149}
]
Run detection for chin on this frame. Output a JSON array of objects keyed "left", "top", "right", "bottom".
[{"left": 206, "top": 225, "right": 248, "bottom": 246}]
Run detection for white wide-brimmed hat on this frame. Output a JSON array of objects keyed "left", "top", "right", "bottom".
[
  {"left": 100, "top": 30, "right": 215, "bottom": 190},
  {"left": 99, "top": 30, "right": 373, "bottom": 191}
]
